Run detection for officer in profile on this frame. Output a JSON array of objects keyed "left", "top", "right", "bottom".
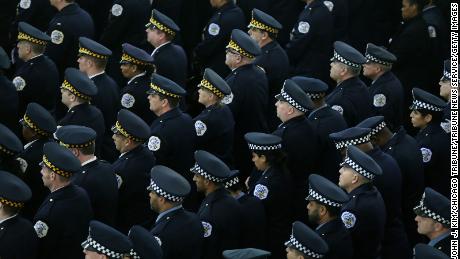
[
  {"left": 148, "top": 165, "right": 203, "bottom": 258},
  {"left": 33, "top": 142, "right": 93, "bottom": 259},
  {"left": 0, "top": 170, "right": 38, "bottom": 259},
  {"left": 439, "top": 60, "right": 451, "bottom": 133},
  {"left": 285, "top": 221, "right": 329, "bottom": 259},
  {"left": 128, "top": 225, "right": 163, "bottom": 259},
  {"left": 0, "top": 123, "right": 24, "bottom": 176}
]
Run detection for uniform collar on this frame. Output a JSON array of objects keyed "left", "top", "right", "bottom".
[
  {"left": 428, "top": 231, "right": 450, "bottom": 247},
  {"left": 127, "top": 72, "right": 147, "bottom": 85},
  {"left": 307, "top": 104, "right": 328, "bottom": 119},
  {"left": 89, "top": 71, "right": 105, "bottom": 79},
  {"left": 348, "top": 182, "right": 373, "bottom": 196},
  {"left": 151, "top": 41, "right": 171, "bottom": 56},
  {"left": 81, "top": 156, "right": 97, "bottom": 166},
  {"left": 158, "top": 107, "right": 182, "bottom": 121},
  {"left": 24, "top": 139, "right": 39, "bottom": 149},
  {"left": 156, "top": 205, "right": 182, "bottom": 223},
  {"left": 0, "top": 214, "right": 18, "bottom": 225}
]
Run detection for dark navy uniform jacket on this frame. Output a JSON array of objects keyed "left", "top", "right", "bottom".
[
  {"left": 120, "top": 73, "right": 156, "bottom": 125},
  {"left": 341, "top": 183, "right": 386, "bottom": 259},
  {"left": 193, "top": 103, "right": 234, "bottom": 165},
  {"left": 369, "top": 71, "right": 405, "bottom": 131},
  {"left": 325, "top": 77, "right": 373, "bottom": 126},
  {"left": 432, "top": 234, "right": 451, "bottom": 257},
  {"left": 416, "top": 122, "right": 450, "bottom": 197},
  {"left": 0, "top": 75, "right": 19, "bottom": 135},
  {"left": 0, "top": 215, "right": 38, "bottom": 259},
  {"left": 442, "top": 103, "right": 451, "bottom": 133},
  {"left": 152, "top": 42, "right": 188, "bottom": 89},
  {"left": 33, "top": 184, "right": 93, "bottom": 259},
  {"left": 328, "top": 0, "right": 348, "bottom": 41},
  {"left": 236, "top": 193, "right": 267, "bottom": 250},
  {"left": 150, "top": 207, "right": 204, "bottom": 259},
  {"left": 194, "top": 2, "right": 246, "bottom": 77},
  {"left": 307, "top": 105, "right": 347, "bottom": 183},
  {"left": 316, "top": 218, "right": 353, "bottom": 259},
  {"left": 13, "top": 0, "right": 56, "bottom": 36},
  {"left": 45, "top": 3, "right": 94, "bottom": 75},
  {"left": 13, "top": 55, "right": 59, "bottom": 116},
  {"left": 249, "top": 166, "right": 294, "bottom": 258},
  {"left": 285, "top": 0, "right": 334, "bottom": 83},
  {"left": 197, "top": 188, "right": 242, "bottom": 259},
  {"left": 73, "top": 159, "right": 118, "bottom": 226},
  {"left": 113, "top": 145, "right": 156, "bottom": 234}
]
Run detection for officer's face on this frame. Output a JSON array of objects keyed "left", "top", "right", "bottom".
[
  {"left": 330, "top": 61, "right": 345, "bottom": 82},
  {"left": 251, "top": 152, "right": 268, "bottom": 171},
  {"left": 338, "top": 166, "right": 356, "bottom": 191},
  {"left": 40, "top": 165, "right": 53, "bottom": 189},
  {"left": 362, "top": 63, "right": 380, "bottom": 79},
  {"left": 307, "top": 200, "right": 322, "bottom": 224},
  {"left": 83, "top": 249, "right": 104, "bottom": 259},
  {"left": 112, "top": 133, "right": 128, "bottom": 153},
  {"left": 275, "top": 100, "right": 292, "bottom": 122},
  {"left": 148, "top": 94, "right": 164, "bottom": 115},
  {"left": 225, "top": 49, "right": 241, "bottom": 69},
  {"left": 410, "top": 110, "right": 430, "bottom": 129},
  {"left": 198, "top": 87, "right": 214, "bottom": 106},
  {"left": 193, "top": 174, "right": 207, "bottom": 193},
  {"left": 16, "top": 41, "right": 30, "bottom": 61},
  {"left": 286, "top": 246, "right": 303, "bottom": 259},
  {"left": 149, "top": 191, "right": 161, "bottom": 213},
  {"left": 146, "top": 28, "right": 163, "bottom": 48},
  {"left": 60, "top": 88, "right": 74, "bottom": 107},
  {"left": 77, "top": 56, "right": 91, "bottom": 73},
  {"left": 248, "top": 28, "right": 264, "bottom": 47},
  {"left": 439, "top": 79, "right": 451, "bottom": 100},
  {"left": 120, "top": 63, "right": 136, "bottom": 79},
  {"left": 415, "top": 215, "right": 437, "bottom": 236},
  {"left": 401, "top": 0, "right": 418, "bottom": 20}
]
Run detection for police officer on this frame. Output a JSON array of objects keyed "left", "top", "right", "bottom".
[
  {"left": 285, "top": 0, "right": 334, "bottom": 84},
  {"left": 247, "top": 9, "right": 289, "bottom": 131},
  {"left": 0, "top": 123, "right": 23, "bottom": 176},
  {"left": 224, "top": 29, "right": 268, "bottom": 176},
  {"left": 439, "top": 60, "right": 451, "bottom": 133},
  {"left": 81, "top": 220, "right": 132, "bottom": 258},
  {"left": 326, "top": 41, "right": 373, "bottom": 126},
  {"left": 146, "top": 10, "right": 188, "bottom": 89},
  {"left": 293, "top": 76, "right": 347, "bottom": 183},
  {"left": 34, "top": 142, "right": 93, "bottom": 259},
  {"left": 45, "top": 0, "right": 94, "bottom": 76},
  {"left": 306, "top": 174, "right": 352, "bottom": 259},
  {"left": 414, "top": 243, "right": 450, "bottom": 259},
  {"left": 55, "top": 125, "right": 118, "bottom": 226},
  {"left": 58, "top": 68, "right": 105, "bottom": 157},
  {"left": 13, "top": 22, "right": 59, "bottom": 116},
  {"left": 363, "top": 43, "right": 404, "bottom": 131},
  {"left": 193, "top": 0, "right": 246, "bottom": 77},
  {"left": 13, "top": 0, "right": 56, "bottom": 34},
  {"left": 358, "top": 116, "right": 425, "bottom": 246},
  {"left": 410, "top": 88, "right": 449, "bottom": 197},
  {"left": 245, "top": 132, "right": 294, "bottom": 258},
  {"left": 112, "top": 109, "right": 156, "bottom": 234},
  {"left": 17, "top": 102, "right": 57, "bottom": 220},
  {"left": 148, "top": 165, "right": 204, "bottom": 258},
  {"left": 192, "top": 150, "right": 242, "bottom": 258},
  {"left": 285, "top": 221, "right": 329, "bottom": 259},
  {"left": 414, "top": 188, "right": 451, "bottom": 256},
  {"left": 128, "top": 225, "right": 163, "bottom": 259},
  {"left": 338, "top": 145, "right": 385, "bottom": 259},
  {"left": 119, "top": 43, "right": 156, "bottom": 125},
  {"left": 0, "top": 47, "right": 19, "bottom": 134},
  {"left": 0, "top": 170, "right": 38, "bottom": 259},
  {"left": 193, "top": 68, "right": 234, "bottom": 165}
]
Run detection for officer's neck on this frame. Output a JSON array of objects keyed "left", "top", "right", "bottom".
[
  {"left": 49, "top": 181, "right": 69, "bottom": 193},
  {"left": 336, "top": 74, "right": 355, "bottom": 85},
  {"left": 428, "top": 228, "right": 450, "bottom": 241},
  {"left": 375, "top": 128, "right": 393, "bottom": 148},
  {"left": 258, "top": 37, "right": 273, "bottom": 48},
  {"left": 23, "top": 52, "right": 43, "bottom": 62},
  {"left": 205, "top": 184, "right": 222, "bottom": 196},
  {"left": 0, "top": 211, "right": 17, "bottom": 223},
  {"left": 55, "top": 1, "right": 72, "bottom": 11},
  {"left": 66, "top": 100, "right": 85, "bottom": 110}
]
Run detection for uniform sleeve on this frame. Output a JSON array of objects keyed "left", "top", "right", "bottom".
[
  {"left": 285, "top": 18, "right": 315, "bottom": 64},
  {"left": 194, "top": 19, "right": 227, "bottom": 62},
  {"left": 45, "top": 22, "right": 70, "bottom": 69},
  {"left": 100, "top": 2, "right": 130, "bottom": 48}
]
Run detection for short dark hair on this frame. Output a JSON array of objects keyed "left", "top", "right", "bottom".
[
  {"left": 28, "top": 42, "right": 46, "bottom": 54},
  {"left": 413, "top": 108, "right": 444, "bottom": 123},
  {"left": 77, "top": 142, "right": 95, "bottom": 155},
  {"left": 158, "top": 94, "right": 180, "bottom": 108},
  {"left": 1, "top": 203, "right": 21, "bottom": 215}
]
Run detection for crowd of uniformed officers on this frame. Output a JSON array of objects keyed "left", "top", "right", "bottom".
[{"left": 0, "top": 0, "right": 453, "bottom": 258}]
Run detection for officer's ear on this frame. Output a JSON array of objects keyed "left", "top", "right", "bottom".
[{"left": 422, "top": 113, "right": 433, "bottom": 124}]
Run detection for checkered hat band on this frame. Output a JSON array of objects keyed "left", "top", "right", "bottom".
[
  {"left": 365, "top": 53, "right": 392, "bottom": 66},
  {"left": 444, "top": 71, "right": 451, "bottom": 80},
  {"left": 370, "top": 121, "right": 386, "bottom": 136},
  {"left": 414, "top": 195, "right": 450, "bottom": 225},
  {"left": 149, "top": 18, "right": 176, "bottom": 36},
  {"left": 0, "top": 197, "right": 24, "bottom": 208},
  {"left": 0, "top": 145, "right": 15, "bottom": 156},
  {"left": 341, "top": 157, "right": 374, "bottom": 180},
  {"left": 147, "top": 180, "right": 184, "bottom": 202},
  {"left": 412, "top": 100, "right": 444, "bottom": 112},
  {"left": 190, "top": 164, "right": 226, "bottom": 183},
  {"left": 61, "top": 80, "right": 92, "bottom": 101},
  {"left": 333, "top": 51, "right": 360, "bottom": 68},
  {"left": 249, "top": 18, "right": 278, "bottom": 34},
  {"left": 281, "top": 88, "right": 308, "bottom": 113},
  {"left": 149, "top": 83, "right": 181, "bottom": 98},
  {"left": 18, "top": 32, "right": 47, "bottom": 45},
  {"left": 79, "top": 47, "right": 109, "bottom": 60},
  {"left": 199, "top": 78, "right": 225, "bottom": 98},
  {"left": 121, "top": 53, "right": 151, "bottom": 67},
  {"left": 247, "top": 143, "right": 282, "bottom": 151},
  {"left": 305, "top": 92, "right": 322, "bottom": 99},
  {"left": 224, "top": 176, "right": 239, "bottom": 189},
  {"left": 84, "top": 237, "right": 124, "bottom": 258},
  {"left": 334, "top": 135, "right": 370, "bottom": 150},
  {"left": 23, "top": 115, "right": 50, "bottom": 136},
  {"left": 285, "top": 235, "right": 324, "bottom": 258},
  {"left": 307, "top": 188, "right": 342, "bottom": 207},
  {"left": 115, "top": 121, "right": 144, "bottom": 142},
  {"left": 226, "top": 40, "right": 255, "bottom": 59},
  {"left": 129, "top": 250, "right": 140, "bottom": 259},
  {"left": 42, "top": 155, "right": 72, "bottom": 178}
]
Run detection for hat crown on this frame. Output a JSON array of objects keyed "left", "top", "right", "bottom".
[
  {"left": 308, "top": 174, "right": 349, "bottom": 204},
  {"left": 150, "top": 165, "right": 191, "bottom": 197},
  {"left": 55, "top": 125, "right": 96, "bottom": 146},
  {"left": 0, "top": 123, "right": 23, "bottom": 155},
  {"left": 346, "top": 145, "right": 382, "bottom": 176},
  {"left": 194, "top": 150, "right": 231, "bottom": 180},
  {"left": 0, "top": 170, "right": 32, "bottom": 203}
]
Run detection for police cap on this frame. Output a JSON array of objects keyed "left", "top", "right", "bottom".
[
  {"left": 20, "top": 102, "right": 56, "bottom": 137},
  {"left": 190, "top": 150, "right": 232, "bottom": 183},
  {"left": 341, "top": 145, "right": 382, "bottom": 180},
  {"left": 0, "top": 170, "right": 32, "bottom": 208},
  {"left": 413, "top": 187, "right": 450, "bottom": 227},
  {"left": 329, "top": 127, "right": 372, "bottom": 150},
  {"left": 18, "top": 22, "right": 51, "bottom": 45},
  {"left": 146, "top": 9, "right": 180, "bottom": 36},
  {"left": 147, "top": 73, "right": 186, "bottom": 98},
  {"left": 245, "top": 132, "right": 282, "bottom": 151},
  {"left": 356, "top": 116, "right": 386, "bottom": 137},
  {"left": 120, "top": 43, "right": 154, "bottom": 67},
  {"left": 365, "top": 43, "right": 397, "bottom": 66},
  {"left": 78, "top": 37, "right": 112, "bottom": 60},
  {"left": 291, "top": 76, "right": 328, "bottom": 99},
  {"left": 275, "top": 79, "right": 314, "bottom": 112},
  {"left": 128, "top": 225, "right": 163, "bottom": 259},
  {"left": 0, "top": 123, "right": 23, "bottom": 156},
  {"left": 147, "top": 165, "right": 191, "bottom": 202},
  {"left": 82, "top": 220, "right": 132, "bottom": 258},
  {"left": 199, "top": 68, "right": 232, "bottom": 99},
  {"left": 55, "top": 125, "right": 96, "bottom": 149},
  {"left": 307, "top": 174, "right": 349, "bottom": 207},
  {"left": 112, "top": 109, "right": 150, "bottom": 142},
  {"left": 61, "top": 68, "right": 98, "bottom": 101},
  {"left": 41, "top": 142, "right": 81, "bottom": 178},
  {"left": 285, "top": 221, "right": 329, "bottom": 258},
  {"left": 331, "top": 41, "right": 366, "bottom": 67},
  {"left": 410, "top": 88, "right": 447, "bottom": 112},
  {"left": 248, "top": 8, "right": 282, "bottom": 34},
  {"left": 441, "top": 60, "right": 451, "bottom": 81},
  {"left": 223, "top": 248, "right": 271, "bottom": 259},
  {"left": 227, "top": 29, "right": 261, "bottom": 59}
]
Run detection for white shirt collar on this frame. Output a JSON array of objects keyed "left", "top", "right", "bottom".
[
  {"left": 81, "top": 156, "right": 97, "bottom": 166},
  {"left": 89, "top": 71, "right": 105, "bottom": 79},
  {"left": 151, "top": 41, "right": 171, "bottom": 56},
  {"left": 0, "top": 214, "right": 18, "bottom": 225},
  {"left": 128, "top": 71, "right": 147, "bottom": 84},
  {"left": 24, "top": 139, "right": 39, "bottom": 149}
]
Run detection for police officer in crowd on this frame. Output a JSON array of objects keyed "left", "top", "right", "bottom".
[
  {"left": 148, "top": 165, "right": 204, "bottom": 258},
  {"left": 439, "top": 60, "right": 451, "bottom": 133},
  {"left": 34, "top": 142, "right": 93, "bottom": 259},
  {"left": 0, "top": 123, "right": 24, "bottom": 176},
  {"left": 363, "top": 43, "right": 404, "bottom": 131},
  {"left": 13, "top": 22, "right": 59, "bottom": 116},
  {"left": 129, "top": 225, "right": 163, "bottom": 259},
  {"left": 306, "top": 174, "right": 352, "bottom": 259},
  {"left": 293, "top": 76, "right": 347, "bottom": 182},
  {"left": 338, "top": 145, "right": 386, "bottom": 259},
  {"left": 285, "top": 0, "right": 334, "bottom": 84},
  {"left": 192, "top": 150, "right": 242, "bottom": 258},
  {"left": 58, "top": 68, "right": 105, "bottom": 157},
  {"left": 193, "top": 68, "right": 234, "bottom": 165},
  {"left": 147, "top": 10, "right": 188, "bottom": 90},
  {"left": 225, "top": 29, "right": 268, "bottom": 176},
  {"left": 112, "top": 109, "right": 155, "bottom": 233},
  {"left": 413, "top": 243, "right": 450, "bottom": 259},
  {"left": 326, "top": 41, "right": 373, "bottom": 126},
  {"left": 55, "top": 125, "right": 118, "bottom": 226},
  {"left": 247, "top": 9, "right": 289, "bottom": 130},
  {"left": 410, "top": 88, "right": 449, "bottom": 197},
  {"left": 414, "top": 187, "right": 451, "bottom": 256},
  {"left": 0, "top": 170, "right": 38, "bottom": 259},
  {"left": 119, "top": 43, "right": 156, "bottom": 125},
  {"left": 17, "top": 103, "right": 57, "bottom": 220},
  {"left": 81, "top": 220, "right": 132, "bottom": 258},
  {"left": 12, "top": 0, "right": 56, "bottom": 39},
  {"left": 0, "top": 47, "right": 19, "bottom": 134},
  {"left": 285, "top": 221, "right": 329, "bottom": 259}
]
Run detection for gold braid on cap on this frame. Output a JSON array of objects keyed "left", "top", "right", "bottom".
[
  {"left": 42, "top": 155, "right": 72, "bottom": 178},
  {"left": 59, "top": 139, "right": 95, "bottom": 149},
  {"left": 17, "top": 32, "right": 47, "bottom": 45},
  {"left": 0, "top": 145, "right": 15, "bottom": 156},
  {"left": 78, "top": 47, "right": 109, "bottom": 60},
  {"left": 121, "top": 53, "right": 152, "bottom": 67},
  {"left": 149, "top": 17, "right": 176, "bottom": 36},
  {"left": 114, "top": 121, "right": 145, "bottom": 142},
  {"left": 149, "top": 83, "right": 181, "bottom": 98},
  {"left": 226, "top": 40, "right": 255, "bottom": 59},
  {"left": 23, "top": 114, "right": 50, "bottom": 136},
  {"left": 0, "top": 197, "right": 24, "bottom": 208},
  {"left": 249, "top": 18, "right": 278, "bottom": 34},
  {"left": 199, "top": 78, "right": 225, "bottom": 98},
  {"left": 61, "top": 80, "right": 92, "bottom": 101}
]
